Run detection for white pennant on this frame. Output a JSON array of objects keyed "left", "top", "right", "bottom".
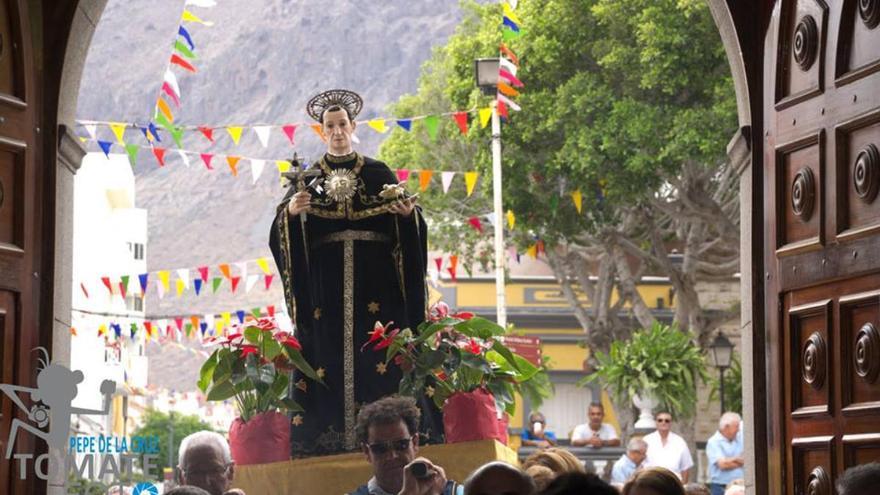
[
  {"left": 176, "top": 269, "right": 190, "bottom": 289},
  {"left": 253, "top": 126, "right": 271, "bottom": 148},
  {"left": 85, "top": 124, "right": 98, "bottom": 140},
  {"left": 497, "top": 94, "right": 522, "bottom": 112},
  {"left": 245, "top": 274, "right": 259, "bottom": 293},
  {"left": 164, "top": 70, "right": 181, "bottom": 100},
  {"left": 185, "top": 0, "right": 217, "bottom": 7},
  {"left": 441, "top": 171, "right": 456, "bottom": 194},
  {"left": 484, "top": 213, "right": 496, "bottom": 227},
  {"left": 156, "top": 281, "right": 166, "bottom": 299},
  {"left": 156, "top": 319, "right": 167, "bottom": 338},
  {"left": 499, "top": 57, "right": 518, "bottom": 77},
  {"left": 204, "top": 314, "right": 215, "bottom": 336},
  {"left": 351, "top": 132, "right": 361, "bottom": 144},
  {"left": 251, "top": 159, "right": 265, "bottom": 184},
  {"left": 177, "top": 150, "right": 191, "bottom": 168},
  {"left": 237, "top": 262, "right": 248, "bottom": 283}
]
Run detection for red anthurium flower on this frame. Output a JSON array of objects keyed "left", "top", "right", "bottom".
[
  {"left": 466, "top": 338, "right": 482, "bottom": 355},
  {"left": 279, "top": 334, "right": 303, "bottom": 351},
  {"left": 256, "top": 317, "right": 277, "bottom": 332},
  {"left": 452, "top": 311, "right": 474, "bottom": 320},
  {"left": 240, "top": 345, "right": 259, "bottom": 358},
  {"left": 374, "top": 329, "right": 400, "bottom": 350},
  {"left": 362, "top": 321, "right": 394, "bottom": 351},
  {"left": 429, "top": 302, "right": 450, "bottom": 322}
]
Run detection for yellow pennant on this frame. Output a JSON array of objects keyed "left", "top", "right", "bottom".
[
  {"left": 157, "top": 98, "right": 174, "bottom": 123},
  {"left": 158, "top": 271, "right": 171, "bottom": 291},
  {"left": 503, "top": 2, "right": 522, "bottom": 25},
  {"left": 310, "top": 123, "right": 326, "bottom": 142},
  {"left": 226, "top": 156, "right": 241, "bottom": 176},
  {"left": 527, "top": 244, "right": 538, "bottom": 259},
  {"left": 98, "top": 324, "right": 107, "bottom": 336},
  {"left": 418, "top": 170, "right": 434, "bottom": 192},
  {"left": 506, "top": 209, "right": 516, "bottom": 229},
  {"left": 176, "top": 278, "right": 185, "bottom": 297},
  {"left": 367, "top": 119, "right": 388, "bottom": 133},
  {"left": 222, "top": 312, "right": 232, "bottom": 329},
  {"left": 479, "top": 107, "right": 493, "bottom": 129},
  {"left": 226, "top": 127, "right": 243, "bottom": 145},
  {"left": 571, "top": 190, "right": 583, "bottom": 213},
  {"left": 109, "top": 122, "right": 127, "bottom": 144},
  {"left": 465, "top": 172, "right": 479, "bottom": 197},
  {"left": 256, "top": 258, "right": 271, "bottom": 275},
  {"left": 277, "top": 160, "right": 292, "bottom": 186},
  {"left": 182, "top": 10, "right": 213, "bottom": 25}
]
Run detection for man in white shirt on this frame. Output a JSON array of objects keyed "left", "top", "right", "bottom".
[
  {"left": 570, "top": 403, "right": 621, "bottom": 448},
  {"left": 643, "top": 411, "right": 694, "bottom": 482}
]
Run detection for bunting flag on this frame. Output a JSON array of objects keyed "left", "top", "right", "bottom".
[
  {"left": 182, "top": 10, "right": 213, "bottom": 25},
  {"left": 178, "top": 26, "right": 195, "bottom": 50},
  {"left": 527, "top": 244, "right": 538, "bottom": 259},
  {"left": 176, "top": 278, "right": 186, "bottom": 297},
  {"left": 194, "top": 278, "right": 203, "bottom": 295},
  {"left": 98, "top": 141, "right": 113, "bottom": 158},
  {"left": 310, "top": 124, "right": 325, "bottom": 141},
  {"left": 226, "top": 155, "right": 241, "bottom": 176},
  {"left": 218, "top": 263, "right": 231, "bottom": 279},
  {"left": 212, "top": 277, "right": 223, "bottom": 294},
  {"left": 231, "top": 276, "right": 241, "bottom": 293},
  {"left": 198, "top": 126, "right": 214, "bottom": 142},
  {"left": 177, "top": 149, "right": 191, "bottom": 168},
  {"left": 367, "top": 119, "right": 388, "bottom": 133},
  {"left": 396, "top": 119, "right": 412, "bottom": 131},
  {"left": 81, "top": 282, "right": 90, "bottom": 299},
  {"left": 499, "top": 69, "right": 523, "bottom": 88},
  {"left": 441, "top": 171, "right": 455, "bottom": 194},
  {"left": 571, "top": 190, "right": 583, "bottom": 213},
  {"left": 124, "top": 144, "right": 139, "bottom": 167},
  {"left": 162, "top": 82, "right": 181, "bottom": 108},
  {"left": 256, "top": 257, "right": 271, "bottom": 274},
  {"left": 465, "top": 172, "right": 479, "bottom": 197},
  {"left": 253, "top": 126, "right": 271, "bottom": 147},
  {"left": 245, "top": 274, "right": 259, "bottom": 293},
  {"left": 109, "top": 123, "right": 127, "bottom": 144},
  {"left": 434, "top": 257, "right": 443, "bottom": 272},
  {"left": 497, "top": 82, "right": 520, "bottom": 98},
  {"left": 152, "top": 147, "right": 167, "bottom": 166},
  {"left": 419, "top": 170, "right": 433, "bottom": 192},
  {"left": 468, "top": 216, "right": 484, "bottom": 233},
  {"left": 506, "top": 209, "right": 516, "bottom": 229},
  {"left": 282, "top": 125, "right": 297, "bottom": 145},
  {"left": 120, "top": 275, "right": 130, "bottom": 299},
  {"left": 101, "top": 277, "right": 113, "bottom": 295},
  {"left": 251, "top": 159, "right": 265, "bottom": 184},
  {"left": 138, "top": 274, "right": 149, "bottom": 296},
  {"left": 396, "top": 169, "right": 410, "bottom": 183},
  {"left": 423, "top": 115, "right": 440, "bottom": 140},
  {"left": 264, "top": 274, "right": 274, "bottom": 290},
  {"left": 448, "top": 254, "right": 459, "bottom": 281},
  {"left": 453, "top": 112, "right": 469, "bottom": 135},
  {"left": 226, "top": 126, "right": 243, "bottom": 145},
  {"left": 479, "top": 108, "right": 493, "bottom": 128}
]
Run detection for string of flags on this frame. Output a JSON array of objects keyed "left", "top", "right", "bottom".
[{"left": 496, "top": 1, "right": 524, "bottom": 118}]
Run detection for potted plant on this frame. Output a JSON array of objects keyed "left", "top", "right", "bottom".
[
  {"left": 198, "top": 317, "right": 322, "bottom": 465},
  {"left": 367, "top": 302, "right": 551, "bottom": 444}
]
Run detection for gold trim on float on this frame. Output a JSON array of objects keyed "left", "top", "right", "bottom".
[{"left": 343, "top": 239, "right": 356, "bottom": 450}]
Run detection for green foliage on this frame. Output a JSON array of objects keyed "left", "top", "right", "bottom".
[
  {"left": 583, "top": 322, "right": 708, "bottom": 419},
  {"left": 130, "top": 408, "right": 216, "bottom": 480},
  {"left": 708, "top": 354, "right": 743, "bottom": 414}
]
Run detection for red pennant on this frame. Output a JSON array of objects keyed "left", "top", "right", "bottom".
[
  {"left": 152, "top": 147, "right": 167, "bottom": 167},
  {"left": 118, "top": 280, "right": 128, "bottom": 299},
  {"left": 434, "top": 257, "right": 443, "bottom": 272},
  {"left": 198, "top": 266, "right": 209, "bottom": 282},
  {"left": 468, "top": 216, "right": 484, "bottom": 233},
  {"left": 500, "top": 43, "right": 520, "bottom": 65},
  {"left": 447, "top": 266, "right": 457, "bottom": 281},
  {"left": 161, "top": 82, "right": 181, "bottom": 107},
  {"left": 231, "top": 276, "right": 241, "bottom": 293},
  {"left": 166, "top": 325, "right": 174, "bottom": 338},
  {"left": 170, "top": 54, "right": 196, "bottom": 73},
  {"left": 80, "top": 282, "right": 90, "bottom": 299},
  {"left": 175, "top": 318, "right": 184, "bottom": 331},
  {"left": 101, "top": 277, "right": 113, "bottom": 294},
  {"left": 267, "top": 305, "right": 276, "bottom": 317},
  {"left": 282, "top": 125, "right": 297, "bottom": 145},
  {"left": 453, "top": 112, "right": 469, "bottom": 135},
  {"left": 198, "top": 127, "right": 215, "bottom": 142},
  {"left": 200, "top": 153, "right": 214, "bottom": 170},
  {"left": 396, "top": 169, "right": 410, "bottom": 182},
  {"left": 264, "top": 274, "right": 274, "bottom": 290},
  {"left": 144, "top": 321, "right": 153, "bottom": 336},
  {"left": 497, "top": 100, "right": 510, "bottom": 119}
]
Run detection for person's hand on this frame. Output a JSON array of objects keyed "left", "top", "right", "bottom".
[
  {"left": 398, "top": 458, "right": 447, "bottom": 495},
  {"left": 287, "top": 190, "right": 312, "bottom": 216},
  {"left": 537, "top": 439, "right": 552, "bottom": 448},
  {"left": 588, "top": 435, "right": 603, "bottom": 448},
  {"left": 388, "top": 195, "right": 417, "bottom": 217}
]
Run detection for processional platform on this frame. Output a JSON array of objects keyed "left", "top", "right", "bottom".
[{"left": 232, "top": 439, "right": 518, "bottom": 495}]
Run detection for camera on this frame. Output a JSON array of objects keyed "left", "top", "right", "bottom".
[{"left": 411, "top": 461, "right": 431, "bottom": 479}]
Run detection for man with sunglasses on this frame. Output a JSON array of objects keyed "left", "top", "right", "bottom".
[
  {"left": 350, "top": 396, "right": 461, "bottom": 495},
  {"left": 643, "top": 411, "right": 694, "bottom": 483}
]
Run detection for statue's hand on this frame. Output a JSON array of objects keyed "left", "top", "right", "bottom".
[
  {"left": 287, "top": 191, "right": 312, "bottom": 216},
  {"left": 389, "top": 195, "right": 418, "bottom": 218}
]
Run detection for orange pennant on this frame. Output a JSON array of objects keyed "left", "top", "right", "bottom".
[
  {"left": 219, "top": 263, "right": 231, "bottom": 279},
  {"left": 500, "top": 43, "right": 520, "bottom": 65},
  {"left": 310, "top": 124, "right": 326, "bottom": 142},
  {"left": 497, "top": 82, "right": 520, "bottom": 97},
  {"left": 226, "top": 156, "right": 241, "bottom": 176},
  {"left": 418, "top": 170, "right": 434, "bottom": 192},
  {"left": 156, "top": 98, "right": 174, "bottom": 123}
]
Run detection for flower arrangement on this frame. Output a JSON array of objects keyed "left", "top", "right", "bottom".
[{"left": 198, "top": 317, "right": 322, "bottom": 422}]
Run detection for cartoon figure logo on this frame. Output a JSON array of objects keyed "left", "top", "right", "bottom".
[{"left": 0, "top": 347, "right": 115, "bottom": 459}]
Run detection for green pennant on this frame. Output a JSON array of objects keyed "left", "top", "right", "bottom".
[
  {"left": 155, "top": 112, "right": 173, "bottom": 131},
  {"left": 185, "top": 323, "right": 193, "bottom": 338},
  {"left": 174, "top": 40, "right": 197, "bottom": 60},
  {"left": 251, "top": 307, "right": 262, "bottom": 318},
  {"left": 423, "top": 115, "right": 440, "bottom": 141},
  {"left": 124, "top": 144, "right": 139, "bottom": 167},
  {"left": 502, "top": 27, "right": 523, "bottom": 42},
  {"left": 212, "top": 277, "right": 223, "bottom": 294},
  {"left": 169, "top": 126, "right": 184, "bottom": 148},
  {"left": 121, "top": 275, "right": 130, "bottom": 290},
  {"left": 130, "top": 323, "right": 138, "bottom": 336}
]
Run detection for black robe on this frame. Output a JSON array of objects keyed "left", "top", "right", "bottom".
[{"left": 269, "top": 152, "right": 441, "bottom": 456}]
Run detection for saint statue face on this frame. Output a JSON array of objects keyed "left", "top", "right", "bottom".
[{"left": 322, "top": 107, "right": 357, "bottom": 155}]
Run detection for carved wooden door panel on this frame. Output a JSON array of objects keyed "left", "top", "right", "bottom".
[
  {"left": 764, "top": 1, "right": 880, "bottom": 494},
  {"left": 0, "top": 0, "right": 41, "bottom": 493}
]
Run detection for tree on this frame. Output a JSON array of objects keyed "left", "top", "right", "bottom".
[{"left": 131, "top": 408, "right": 217, "bottom": 479}]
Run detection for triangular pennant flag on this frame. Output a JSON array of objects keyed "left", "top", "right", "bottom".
[
  {"left": 465, "top": 172, "right": 479, "bottom": 197},
  {"left": 194, "top": 278, "right": 203, "bottom": 295},
  {"left": 282, "top": 125, "right": 297, "bottom": 145},
  {"left": 256, "top": 258, "right": 271, "bottom": 275},
  {"left": 497, "top": 99, "right": 510, "bottom": 119},
  {"left": 197, "top": 266, "right": 209, "bottom": 282},
  {"left": 101, "top": 276, "right": 113, "bottom": 295},
  {"left": 502, "top": 2, "right": 522, "bottom": 25},
  {"left": 502, "top": 17, "right": 521, "bottom": 33},
  {"left": 497, "top": 82, "right": 520, "bottom": 98},
  {"left": 70, "top": 327, "right": 78, "bottom": 337},
  {"left": 253, "top": 126, "right": 271, "bottom": 147},
  {"left": 236, "top": 310, "right": 246, "bottom": 324},
  {"left": 138, "top": 273, "right": 149, "bottom": 296},
  {"left": 156, "top": 97, "right": 175, "bottom": 122},
  {"left": 479, "top": 107, "right": 493, "bottom": 128},
  {"left": 221, "top": 312, "right": 231, "bottom": 328},
  {"left": 198, "top": 126, "right": 215, "bottom": 142},
  {"left": 182, "top": 10, "right": 213, "bottom": 25},
  {"left": 245, "top": 274, "right": 259, "bottom": 293},
  {"left": 170, "top": 54, "right": 196, "bottom": 72},
  {"left": 97, "top": 141, "right": 113, "bottom": 158},
  {"left": 499, "top": 69, "right": 524, "bottom": 88},
  {"left": 527, "top": 244, "right": 538, "bottom": 259},
  {"left": 158, "top": 271, "right": 171, "bottom": 292},
  {"left": 176, "top": 269, "right": 190, "bottom": 289},
  {"left": 267, "top": 305, "right": 276, "bottom": 318},
  {"left": 396, "top": 119, "right": 412, "bottom": 131},
  {"left": 169, "top": 126, "right": 184, "bottom": 148},
  {"left": 506, "top": 209, "right": 516, "bottom": 229},
  {"left": 502, "top": 26, "right": 522, "bottom": 41},
  {"left": 396, "top": 169, "right": 410, "bottom": 182},
  {"left": 251, "top": 307, "right": 263, "bottom": 318},
  {"left": 177, "top": 150, "right": 191, "bottom": 168},
  {"left": 448, "top": 254, "right": 458, "bottom": 281},
  {"left": 178, "top": 25, "right": 195, "bottom": 50},
  {"left": 423, "top": 115, "right": 440, "bottom": 140},
  {"left": 80, "top": 282, "right": 90, "bottom": 299},
  {"left": 499, "top": 57, "right": 518, "bottom": 76},
  {"left": 237, "top": 262, "right": 248, "bottom": 283},
  {"left": 148, "top": 122, "right": 162, "bottom": 142},
  {"left": 184, "top": 323, "right": 193, "bottom": 339},
  {"left": 130, "top": 323, "right": 138, "bottom": 340},
  {"left": 218, "top": 263, "right": 231, "bottom": 279},
  {"left": 250, "top": 159, "right": 265, "bottom": 184},
  {"left": 367, "top": 119, "right": 388, "bottom": 133},
  {"left": 173, "top": 40, "right": 197, "bottom": 60},
  {"left": 190, "top": 316, "right": 200, "bottom": 334},
  {"left": 264, "top": 274, "right": 274, "bottom": 290},
  {"left": 468, "top": 216, "right": 484, "bottom": 233},
  {"left": 500, "top": 43, "right": 520, "bottom": 65},
  {"left": 98, "top": 324, "right": 107, "bottom": 337},
  {"left": 231, "top": 276, "right": 241, "bottom": 293},
  {"left": 84, "top": 124, "right": 98, "bottom": 140},
  {"left": 310, "top": 123, "right": 325, "bottom": 141},
  {"left": 441, "top": 171, "right": 455, "bottom": 194},
  {"left": 485, "top": 212, "right": 496, "bottom": 227},
  {"left": 152, "top": 147, "right": 167, "bottom": 167},
  {"left": 418, "top": 170, "right": 434, "bottom": 192},
  {"left": 497, "top": 94, "right": 522, "bottom": 112},
  {"left": 109, "top": 123, "right": 127, "bottom": 144},
  {"left": 226, "top": 156, "right": 241, "bottom": 176},
  {"left": 226, "top": 127, "right": 243, "bottom": 145},
  {"left": 276, "top": 160, "right": 291, "bottom": 178},
  {"left": 124, "top": 144, "right": 139, "bottom": 167},
  {"left": 200, "top": 322, "right": 208, "bottom": 337},
  {"left": 200, "top": 153, "right": 214, "bottom": 170},
  {"left": 162, "top": 82, "right": 181, "bottom": 107},
  {"left": 453, "top": 112, "right": 469, "bottom": 135},
  {"left": 434, "top": 257, "right": 443, "bottom": 272},
  {"left": 144, "top": 321, "right": 154, "bottom": 338},
  {"left": 119, "top": 275, "right": 130, "bottom": 299},
  {"left": 164, "top": 69, "right": 182, "bottom": 99},
  {"left": 175, "top": 317, "right": 184, "bottom": 331},
  {"left": 212, "top": 277, "right": 222, "bottom": 293},
  {"left": 571, "top": 190, "right": 583, "bottom": 213},
  {"left": 176, "top": 278, "right": 186, "bottom": 297}
]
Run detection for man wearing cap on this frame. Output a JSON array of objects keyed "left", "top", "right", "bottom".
[{"left": 269, "top": 90, "right": 436, "bottom": 457}]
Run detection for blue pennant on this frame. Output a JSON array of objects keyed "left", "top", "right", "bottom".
[
  {"left": 200, "top": 323, "right": 208, "bottom": 336},
  {"left": 98, "top": 140, "right": 113, "bottom": 158},
  {"left": 112, "top": 323, "right": 122, "bottom": 338},
  {"left": 396, "top": 119, "right": 412, "bottom": 131},
  {"left": 236, "top": 310, "right": 246, "bottom": 324},
  {"left": 502, "top": 17, "right": 520, "bottom": 32},
  {"left": 178, "top": 25, "right": 195, "bottom": 50},
  {"left": 148, "top": 122, "right": 162, "bottom": 142},
  {"left": 194, "top": 279, "right": 203, "bottom": 295}
]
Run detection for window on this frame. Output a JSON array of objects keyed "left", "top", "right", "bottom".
[
  {"left": 129, "top": 242, "right": 144, "bottom": 260},
  {"left": 125, "top": 295, "right": 143, "bottom": 312}
]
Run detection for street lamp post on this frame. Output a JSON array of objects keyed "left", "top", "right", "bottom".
[
  {"left": 709, "top": 331, "right": 734, "bottom": 413},
  {"left": 474, "top": 57, "right": 507, "bottom": 328}
]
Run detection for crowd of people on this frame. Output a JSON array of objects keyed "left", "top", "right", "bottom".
[{"left": 165, "top": 397, "right": 880, "bottom": 495}]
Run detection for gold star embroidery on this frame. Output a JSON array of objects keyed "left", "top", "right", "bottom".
[
  {"left": 295, "top": 379, "right": 307, "bottom": 392},
  {"left": 425, "top": 386, "right": 435, "bottom": 398},
  {"left": 316, "top": 367, "right": 326, "bottom": 379},
  {"left": 291, "top": 414, "right": 303, "bottom": 426},
  {"left": 376, "top": 362, "right": 387, "bottom": 375},
  {"left": 313, "top": 307, "right": 322, "bottom": 320},
  {"left": 367, "top": 301, "right": 380, "bottom": 314}
]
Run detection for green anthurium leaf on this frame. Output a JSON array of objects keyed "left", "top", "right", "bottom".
[
  {"left": 212, "top": 353, "right": 233, "bottom": 385},
  {"left": 280, "top": 397, "right": 305, "bottom": 413},
  {"left": 262, "top": 337, "right": 282, "bottom": 361},
  {"left": 490, "top": 340, "right": 522, "bottom": 372},
  {"left": 268, "top": 373, "right": 289, "bottom": 400},
  {"left": 284, "top": 348, "right": 323, "bottom": 384},
  {"left": 198, "top": 351, "right": 219, "bottom": 393},
  {"left": 461, "top": 352, "right": 492, "bottom": 373},
  {"left": 258, "top": 363, "right": 276, "bottom": 385},
  {"left": 456, "top": 317, "right": 504, "bottom": 339},
  {"left": 206, "top": 380, "right": 236, "bottom": 401},
  {"left": 244, "top": 326, "right": 261, "bottom": 344},
  {"left": 417, "top": 349, "right": 446, "bottom": 370}
]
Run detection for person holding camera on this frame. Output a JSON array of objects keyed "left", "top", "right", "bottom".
[
  {"left": 520, "top": 411, "right": 557, "bottom": 449},
  {"left": 349, "top": 396, "right": 460, "bottom": 495}
]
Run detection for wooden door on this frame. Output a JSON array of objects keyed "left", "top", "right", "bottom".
[
  {"left": 764, "top": 1, "right": 880, "bottom": 493},
  {"left": 0, "top": 0, "right": 43, "bottom": 493}
]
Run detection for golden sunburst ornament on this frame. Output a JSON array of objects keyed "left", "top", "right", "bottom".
[{"left": 325, "top": 168, "right": 358, "bottom": 203}]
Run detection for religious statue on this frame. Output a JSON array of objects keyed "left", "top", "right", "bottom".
[{"left": 269, "top": 89, "right": 440, "bottom": 456}]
